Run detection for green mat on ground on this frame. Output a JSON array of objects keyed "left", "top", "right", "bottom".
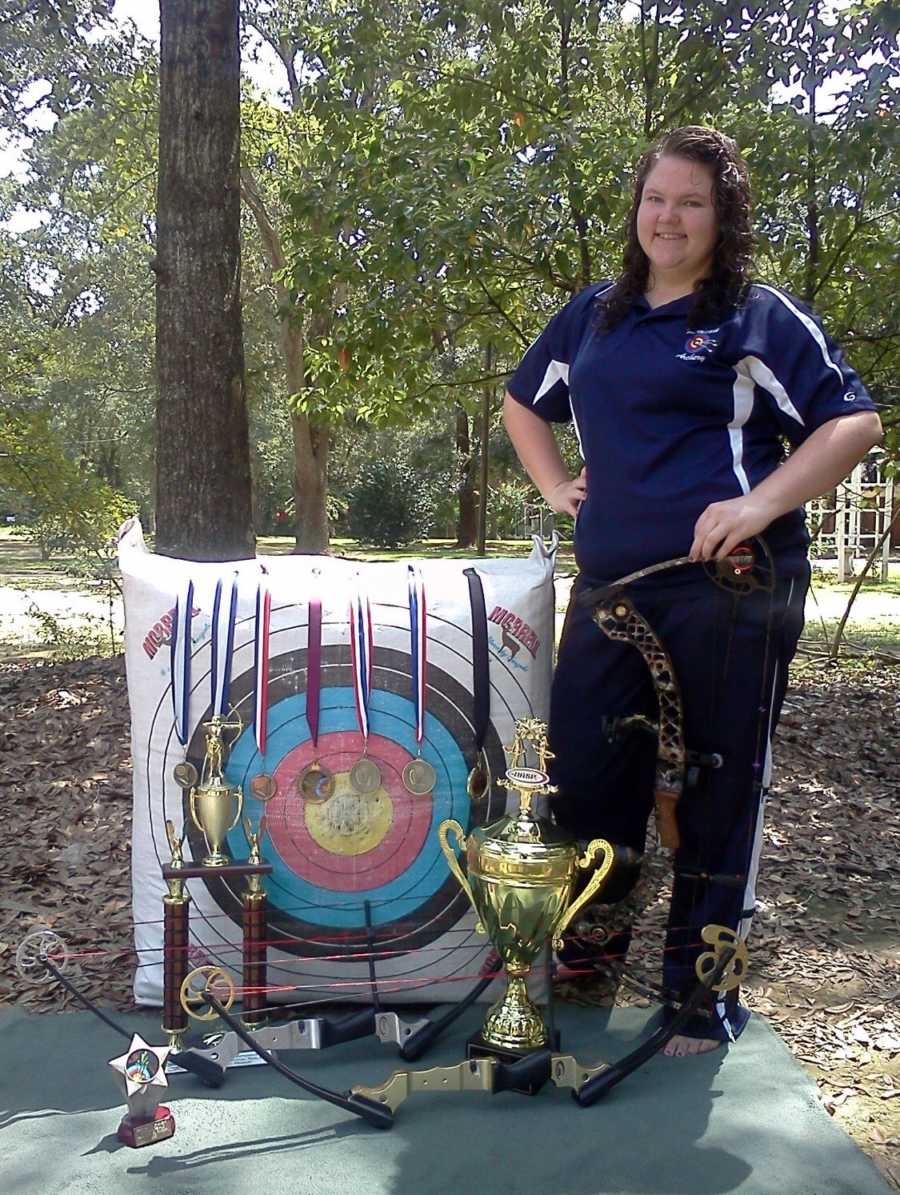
[{"left": 0, "top": 1003, "right": 892, "bottom": 1195}]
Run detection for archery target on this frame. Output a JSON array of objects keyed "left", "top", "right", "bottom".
[{"left": 120, "top": 520, "right": 555, "bottom": 1006}]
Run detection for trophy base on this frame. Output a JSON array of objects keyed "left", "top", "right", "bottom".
[
  {"left": 466, "top": 1031, "right": 561, "bottom": 1095},
  {"left": 200, "top": 854, "right": 230, "bottom": 868},
  {"left": 117, "top": 1106, "right": 176, "bottom": 1148}
]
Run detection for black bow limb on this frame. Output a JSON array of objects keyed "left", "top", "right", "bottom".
[
  {"left": 572, "top": 943, "right": 737, "bottom": 1106},
  {"left": 394, "top": 953, "right": 503, "bottom": 1061},
  {"left": 205, "top": 994, "right": 393, "bottom": 1129},
  {"left": 174, "top": 951, "right": 504, "bottom": 1087},
  {"left": 38, "top": 955, "right": 237, "bottom": 1087}
]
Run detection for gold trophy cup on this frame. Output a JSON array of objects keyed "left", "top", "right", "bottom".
[
  {"left": 188, "top": 715, "right": 244, "bottom": 867},
  {"left": 439, "top": 718, "right": 614, "bottom": 1056}
]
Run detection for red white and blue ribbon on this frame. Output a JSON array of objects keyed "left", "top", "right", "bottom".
[
  {"left": 170, "top": 578, "right": 194, "bottom": 745},
  {"left": 349, "top": 586, "right": 374, "bottom": 742},
  {"left": 210, "top": 574, "right": 239, "bottom": 718},
  {"left": 407, "top": 564, "right": 427, "bottom": 747},
  {"left": 254, "top": 580, "right": 271, "bottom": 754},
  {"left": 307, "top": 594, "right": 322, "bottom": 746}
]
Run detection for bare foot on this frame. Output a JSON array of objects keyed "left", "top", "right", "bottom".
[{"left": 663, "top": 1033, "right": 722, "bottom": 1057}]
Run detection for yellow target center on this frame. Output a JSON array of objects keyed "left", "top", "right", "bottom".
[{"left": 304, "top": 773, "right": 394, "bottom": 856}]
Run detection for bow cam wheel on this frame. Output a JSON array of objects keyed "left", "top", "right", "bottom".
[
  {"left": 180, "top": 965, "right": 236, "bottom": 1021},
  {"left": 695, "top": 924, "right": 748, "bottom": 993},
  {"left": 15, "top": 928, "right": 69, "bottom": 984}
]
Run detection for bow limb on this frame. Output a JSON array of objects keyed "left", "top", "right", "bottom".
[
  {"left": 391, "top": 953, "right": 503, "bottom": 1061},
  {"left": 205, "top": 995, "right": 393, "bottom": 1129},
  {"left": 36, "top": 956, "right": 233, "bottom": 1086},
  {"left": 572, "top": 940, "right": 738, "bottom": 1106},
  {"left": 42, "top": 956, "right": 133, "bottom": 1042}
]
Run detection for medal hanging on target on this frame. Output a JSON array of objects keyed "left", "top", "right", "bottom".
[
  {"left": 349, "top": 585, "right": 382, "bottom": 795},
  {"left": 463, "top": 567, "right": 492, "bottom": 802},
  {"left": 402, "top": 564, "right": 436, "bottom": 796},
  {"left": 170, "top": 576, "right": 201, "bottom": 792},
  {"left": 170, "top": 577, "right": 195, "bottom": 748},
  {"left": 297, "top": 589, "right": 335, "bottom": 804},
  {"left": 242, "top": 576, "right": 277, "bottom": 803},
  {"left": 249, "top": 577, "right": 279, "bottom": 802}
]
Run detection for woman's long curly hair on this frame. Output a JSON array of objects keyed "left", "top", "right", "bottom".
[{"left": 599, "top": 126, "right": 754, "bottom": 331}]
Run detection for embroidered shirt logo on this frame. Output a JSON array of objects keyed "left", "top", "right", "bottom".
[{"left": 677, "top": 328, "right": 719, "bottom": 362}]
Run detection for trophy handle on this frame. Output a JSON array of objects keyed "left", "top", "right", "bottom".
[
  {"left": 227, "top": 786, "right": 244, "bottom": 836},
  {"left": 550, "top": 838, "right": 615, "bottom": 950},
  {"left": 188, "top": 787, "right": 201, "bottom": 834},
  {"left": 437, "top": 820, "right": 485, "bottom": 934}
]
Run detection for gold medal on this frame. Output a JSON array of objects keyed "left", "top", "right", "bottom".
[
  {"left": 402, "top": 758, "right": 437, "bottom": 796},
  {"left": 350, "top": 757, "right": 382, "bottom": 794},
  {"left": 249, "top": 773, "right": 278, "bottom": 803},
  {"left": 297, "top": 763, "right": 336, "bottom": 804},
  {"left": 466, "top": 750, "right": 491, "bottom": 802},
  {"left": 173, "top": 761, "right": 198, "bottom": 790}
]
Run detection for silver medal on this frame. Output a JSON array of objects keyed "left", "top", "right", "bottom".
[{"left": 350, "top": 757, "right": 382, "bottom": 794}]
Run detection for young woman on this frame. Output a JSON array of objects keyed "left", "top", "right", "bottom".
[{"left": 503, "top": 126, "right": 882, "bottom": 1055}]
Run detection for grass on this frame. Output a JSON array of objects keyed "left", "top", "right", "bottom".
[
  {"left": 257, "top": 534, "right": 578, "bottom": 565},
  {"left": 809, "top": 571, "right": 900, "bottom": 599},
  {"left": 2, "top": 528, "right": 898, "bottom": 656},
  {"left": 0, "top": 530, "right": 82, "bottom": 588}
]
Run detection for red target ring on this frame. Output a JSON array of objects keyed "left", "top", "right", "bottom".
[{"left": 266, "top": 731, "right": 432, "bottom": 892}]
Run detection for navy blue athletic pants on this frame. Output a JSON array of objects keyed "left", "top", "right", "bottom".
[{"left": 550, "top": 560, "right": 809, "bottom": 1041}]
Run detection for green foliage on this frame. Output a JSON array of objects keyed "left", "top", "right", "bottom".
[
  {"left": 1, "top": 408, "right": 135, "bottom": 570},
  {"left": 1, "top": 0, "right": 897, "bottom": 546},
  {"left": 275, "top": 0, "right": 897, "bottom": 453},
  {"left": 0, "top": 0, "right": 113, "bottom": 133},
  {"left": 24, "top": 599, "right": 121, "bottom": 660},
  {"left": 346, "top": 458, "right": 435, "bottom": 547}
]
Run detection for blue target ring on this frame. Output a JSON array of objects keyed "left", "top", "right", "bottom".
[
  {"left": 181, "top": 640, "right": 507, "bottom": 959},
  {"left": 224, "top": 687, "right": 470, "bottom": 929}
]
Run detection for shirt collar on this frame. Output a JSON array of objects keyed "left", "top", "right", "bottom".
[{"left": 634, "top": 293, "right": 693, "bottom": 318}]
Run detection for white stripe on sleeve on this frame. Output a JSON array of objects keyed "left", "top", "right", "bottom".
[
  {"left": 533, "top": 359, "right": 569, "bottom": 404},
  {"left": 755, "top": 284, "right": 844, "bottom": 384},
  {"left": 744, "top": 354, "right": 805, "bottom": 426}
]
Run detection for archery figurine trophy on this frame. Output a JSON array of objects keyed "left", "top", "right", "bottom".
[
  {"left": 108, "top": 1034, "right": 175, "bottom": 1147},
  {"left": 187, "top": 713, "right": 244, "bottom": 866},
  {"left": 438, "top": 718, "right": 615, "bottom": 1060}
]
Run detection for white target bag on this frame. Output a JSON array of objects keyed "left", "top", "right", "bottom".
[{"left": 119, "top": 518, "right": 556, "bottom": 1006}]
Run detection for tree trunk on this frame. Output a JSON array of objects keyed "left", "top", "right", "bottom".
[
  {"left": 803, "top": 0, "right": 820, "bottom": 304},
  {"left": 476, "top": 343, "right": 493, "bottom": 555},
  {"left": 154, "top": 0, "right": 254, "bottom": 560},
  {"left": 291, "top": 410, "right": 330, "bottom": 553},
  {"left": 240, "top": 166, "right": 330, "bottom": 553},
  {"left": 455, "top": 404, "right": 477, "bottom": 548}
]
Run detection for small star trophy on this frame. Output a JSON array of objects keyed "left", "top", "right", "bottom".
[{"left": 108, "top": 1034, "right": 175, "bottom": 1147}]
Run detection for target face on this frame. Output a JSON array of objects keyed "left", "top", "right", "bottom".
[{"left": 146, "top": 600, "right": 533, "bottom": 995}]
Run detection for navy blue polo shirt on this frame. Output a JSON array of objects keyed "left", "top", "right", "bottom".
[{"left": 507, "top": 282, "right": 876, "bottom": 583}]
